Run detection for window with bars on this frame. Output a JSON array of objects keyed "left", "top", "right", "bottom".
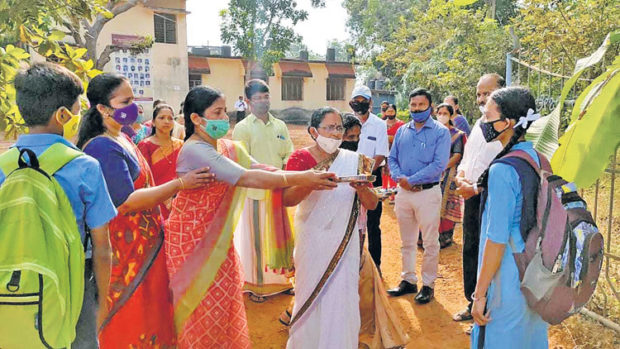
[
  {"left": 326, "top": 78, "right": 345, "bottom": 100},
  {"left": 154, "top": 13, "right": 177, "bottom": 44},
  {"left": 189, "top": 74, "right": 202, "bottom": 89},
  {"left": 281, "top": 77, "right": 303, "bottom": 101}
]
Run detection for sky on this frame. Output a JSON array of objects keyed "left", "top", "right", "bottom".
[{"left": 186, "top": 0, "right": 349, "bottom": 55}]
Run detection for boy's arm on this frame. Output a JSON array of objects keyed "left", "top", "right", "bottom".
[{"left": 90, "top": 224, "right": 111, "bottom": 329}]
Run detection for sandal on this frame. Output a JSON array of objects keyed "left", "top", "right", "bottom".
[
  {"left": 249, "top": 294, "right": 267, "bottom": 303},
  {"left": 453, "top": 308, "right": 473, "bottom": 322}
]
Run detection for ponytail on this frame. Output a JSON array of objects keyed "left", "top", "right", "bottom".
[
  {"left": 76, "top": 73, "right": 128, "bottom": 149},
  {"left": 77, "top": 106, "right": 105, "bottom": 149}
]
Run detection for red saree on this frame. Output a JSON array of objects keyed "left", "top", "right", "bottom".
[
  {"left": 165, "top": 139, "right": 251, "bottom": 349},
  {"left": 137, "top": 137, "right": 183, "bottom": 219},
  {"left": 99, "top": 141, "right": 176, "bottom": 348}
]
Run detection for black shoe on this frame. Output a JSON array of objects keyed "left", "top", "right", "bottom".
[
  {"left": 387, "top": 280, "right": 417, "bottom": 297},
  {"left": 414, "top": 285, "right": 434, "bottom": 304}
]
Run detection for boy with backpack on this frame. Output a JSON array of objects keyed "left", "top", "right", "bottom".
[{"left": 0, "top": 63, "right": 117, "bottom": 348}]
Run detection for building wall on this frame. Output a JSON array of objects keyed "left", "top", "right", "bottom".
[
  {"left": 269, "top": 63, "right": 354, "bottom": 112},
  {"left": 199, "top": 58, "right": 247, "bottom": 112},
  {"left": 97, "top": 1, "right": 189, "bottom": 115}
]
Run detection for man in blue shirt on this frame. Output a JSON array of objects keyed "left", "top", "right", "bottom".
[
  {"left": 386, "top": 88, "right": 450, "bottom": 304},
  {"left": 0, "top": 63, "right": 117, "bottom": 347}
]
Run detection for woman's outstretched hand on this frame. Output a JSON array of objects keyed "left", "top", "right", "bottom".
[
  {"left": 180, "top": 167, "right": 215, "bottom": 189},
  {"left": 304, "top": 171, "right": 338, "bottom": 190}
]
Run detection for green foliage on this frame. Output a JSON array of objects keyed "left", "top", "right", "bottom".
[
  {"left": 527, "top": 32, "right": 615, "bottom": 160},
  {"left": 0, "top": 0, "right": 147, "bottom": 138},
  {"left": 512, "top": 0, "right": 619, "bottom": 79},
  {"left": 220, "top": 0, "right": 321, "bottom": 74},
  {"left": 368, "top": 0, "right": 511, "bottom": 119},
  {"left": 551, "top": 38, "right": 620, "bottom": 188}
]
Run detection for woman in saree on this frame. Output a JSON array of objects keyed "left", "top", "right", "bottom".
[
  {"left": 76, "top": 74, "right": 213, "bottom": 348},
  {"left": 436, "top": 103, "right": 466, "bottom": 248},
  {"left": 137, "top": 103, "right": 184, "bottom": 219},
  {"left": 382, "top": 104, "right": 404, "bottom": 201},
  {"left": 283, "top": 107, "right": 384, "bottom": 349},
  {"left": 166, "top": 86, "right": 337, "bottom": 348}
]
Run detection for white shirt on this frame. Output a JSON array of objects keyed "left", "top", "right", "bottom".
[
  {"left": 457, "top": 118, "right": 504, "bottom": 183},
  {"left": 234, "top": 100, "right": 247, "bottom": 111},
  {"left": 358, "top": 113, "right": 389, "bottom": 161}
]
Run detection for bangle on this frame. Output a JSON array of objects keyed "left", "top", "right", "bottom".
[
  {"left": 282, "top": 173, "right": 289, "bottom": 186},
  {"left": 471, "top": 291, "right": 486, "bottom": 301},
  {"left": 178, "top": 177, "right": 185, "bottom": 190},
  {"left": 473, "top": 182, "right": 479, "bottom": 194}
]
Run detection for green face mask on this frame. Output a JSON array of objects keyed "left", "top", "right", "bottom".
[{"left": 203, "top": 119, "right": 230, "bottom": 139}]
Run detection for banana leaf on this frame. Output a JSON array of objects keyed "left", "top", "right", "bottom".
[
  {"left": 526, "top": 33, "right": 613, "bottom": 159},
  {"left": 550, "top": 61, "right": 620, "bottom": 188}
]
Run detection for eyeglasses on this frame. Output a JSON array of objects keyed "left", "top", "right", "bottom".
[{"left": 318, "top": 125, "right": 345, "bottom": 133}]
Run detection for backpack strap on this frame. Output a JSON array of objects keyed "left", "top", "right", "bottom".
[
  {"left": 37, "top": 143, "right": 83, "bottom": 176},
  {"left": 501, "top": 149, "right": 552, "bottom": 175},
  {"left": 0, "top": 148, "right": 20, "bottom": 176}
]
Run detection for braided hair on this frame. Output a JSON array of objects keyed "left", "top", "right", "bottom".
[{"left": 477, "top": 86, "right": 536, "bottom": 189}]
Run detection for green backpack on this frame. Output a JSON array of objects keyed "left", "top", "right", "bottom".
[{"left": 0, "top": 143, "right": 85, "bottom": 348}]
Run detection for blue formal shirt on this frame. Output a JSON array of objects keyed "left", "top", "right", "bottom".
[
  {"left": 0, "top": 134, "right": 117, "bottom": 242},
  {"left": 388, "top": 117, "right": 451, "bottom": 185}
]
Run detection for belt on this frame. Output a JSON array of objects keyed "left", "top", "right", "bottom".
[{"left": 405, "top": 182, "right": 439, "bottom": 192}]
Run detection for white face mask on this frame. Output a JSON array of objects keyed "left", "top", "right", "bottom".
[
  {"left": 437, "top": 114, "right": 450, "bottom": 125},
  {"left": 479, "top": 105, "right": 486, "bottom": 115},
  {"left": 316, "top": 134, "right": 342, "bottom": 154}
]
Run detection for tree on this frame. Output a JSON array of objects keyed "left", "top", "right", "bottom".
[
  {"left": 61, "top": 0, "right": 153, "bottom": 70},
  {"left": 352, "top": 0, "right": 510, "bottom": 117},
  {"left": 326, "top": 39, "right": 356, "bottom": 62},
  {"left": 219, "top": 0, "right": 324, "bottom": 76},
  {"left": 0, "top": 0, "right": 151, "bottom": 138}
]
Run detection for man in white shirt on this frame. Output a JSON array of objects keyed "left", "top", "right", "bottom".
[
  {"left": 234, "top": 95, "right": 247, "bottom": 122},
  {"left": 452, "top": 73, "right": 505, "bottom": 327},
  {"left": 350, "top": 85, "right": 389, "bottom": 271}
]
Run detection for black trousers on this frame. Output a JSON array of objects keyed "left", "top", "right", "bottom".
[
  {"left": 367, "top": 167, "right": 383, "bottom": 269},
  {"left": 236, "top": 111, "right": 246, "bottom": 122},
  {"left": 72, "top": 260, "right": 98, "bottom": 349},
  {"left": 462, "top": 193, "right": 481, "bottom": 311}
]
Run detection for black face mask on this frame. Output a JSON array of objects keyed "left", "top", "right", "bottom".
[
  {"left": 340, "top": 140, "right": 359, "bottom": 152},
  {"left": 480, "top": 119, "right": 508, "bottom": 143},
  {"left": 350, "top": 101, "right": 370, "bottom": 115},
  {"left": 381, "top": 107, "right": 388, "bottom": 112}
]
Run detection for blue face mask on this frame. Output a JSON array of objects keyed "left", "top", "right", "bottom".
[
  {"left": 410, "top": 107, "right": 432, "bottom": 123},
  {"left": 136, "top": 113, "right": 146, "bottom": 124},
  {"left": 203, "top": 119, "right": 230, "bottom": 139}
]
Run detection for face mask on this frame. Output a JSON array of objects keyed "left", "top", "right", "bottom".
[
  {"left": 350, "top": 101, "right": 370, "bottom": 115},
  {"left": 479, "top": 105, "right": 486, "bottom": 115},
  {"left": 252, "top": 101, "right": 270, "bottom": 115},
  {"left": 316, "top": 134, "right": 342, "bottom": 154},
  {"left": 57, "top": 107, "right": 81, "bottom": 140},
  {"left": 111, "top": 103, "right": 139, "bottom": 125},
  {"left": 385, "top": 114, "right": 396, "bottom": 120},
  {"left": 480, "top": 119, "right": 508, "bottom": 143},
  {"left": 381, "top": 107, "right": 388, "bottom": 112},
  {"left": 410, "top": 107, "right": 431, "bottom": 123},
  {"left": 437, "top": 114, "right": 450, "bottom": 125},
  {"left": 203, "top": 119, "right": 230, "bottom": 139},
  {"left": 136, "top": 112, "right": 146, "bottom": 124},
  {"left": 340, "top": 140, "right": 359, "bottom": 152}
]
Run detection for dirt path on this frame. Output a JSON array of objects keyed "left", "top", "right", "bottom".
[{"left": 243, "top": 125, "right": 574, "bottom": 348}]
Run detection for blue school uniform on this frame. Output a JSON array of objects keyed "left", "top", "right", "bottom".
[{"left": 471, "top": 142, "right": 549, "bottom": 349}]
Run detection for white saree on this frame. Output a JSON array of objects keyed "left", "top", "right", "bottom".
[{"left": 287, "top": 149, "right": 361, "bottom": 349}]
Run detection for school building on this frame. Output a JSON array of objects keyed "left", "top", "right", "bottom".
[
  {"left": 188, "top": 46, "right": 358, "bottom": 121},
  {"left": 95, "top": 0, "right": 190, "bottom": 114}
]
